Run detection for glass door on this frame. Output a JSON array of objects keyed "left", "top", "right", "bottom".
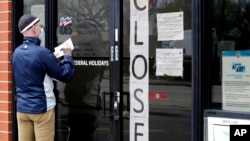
[
  {"left": 55, "top": 0, "right": 193, "bottom": 141},
  {"left": 122, "top": 0, "right": 192, "bottom": 141},
  {"left": 16, "top": 0, "right": 193, "bottom": 141},
  {"left": 56, "top": 0, "right": 111, "bottom": 141}
]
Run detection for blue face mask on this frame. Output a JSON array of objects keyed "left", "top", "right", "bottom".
[{"left": 39, "top": 28, "right": 44, "bottom": 40}]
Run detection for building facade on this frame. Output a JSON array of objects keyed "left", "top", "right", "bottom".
[{"left": 1, "top": 0, "right": 250, "bottom": 141}]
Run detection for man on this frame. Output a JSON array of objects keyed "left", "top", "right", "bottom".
[{"left": 11, "top": 14, "right": 75, "bottom": 141}]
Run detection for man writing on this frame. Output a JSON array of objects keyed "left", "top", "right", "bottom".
[{"left": 11, "top": 14, "right": 75, "bottom": 141}]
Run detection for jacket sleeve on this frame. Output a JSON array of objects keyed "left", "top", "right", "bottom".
[{"left": 40, "top": 48, "right": 75, "bottom": 82}]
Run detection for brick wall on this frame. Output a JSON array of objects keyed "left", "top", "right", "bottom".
[{"left": 0, "top": 1, "right": 13, "bottom": 141}]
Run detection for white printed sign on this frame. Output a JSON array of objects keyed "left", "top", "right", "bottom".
[
  {"left": 156, "top": 12, "right": 184, "bottom": 41},
  {"left": 222, "top": 51, "right": 250, "bottom": 112},
  {"left": 130, "top": 0, "right": 149, "bottom": 141},
  {"left": 205, "top": 116, "right": 250, "bottom": 141},
  {"left": 156, "top": 48, "right": 183, "bottom": 77}
]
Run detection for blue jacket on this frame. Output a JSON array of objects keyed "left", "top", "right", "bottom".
[{"left": 11, "top": 37, "right": 75, "bottom": 114}]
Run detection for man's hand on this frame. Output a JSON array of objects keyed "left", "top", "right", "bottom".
[{"left": 63, "top": 47, "right": 72, "bottom": 56}]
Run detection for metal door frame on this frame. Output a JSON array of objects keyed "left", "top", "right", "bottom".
[
  {"left": 192, "top": 0, "right": 213, "bottom": 141},
  {"left": 108, "top": 0, "right": 123, "bottom": 140}
]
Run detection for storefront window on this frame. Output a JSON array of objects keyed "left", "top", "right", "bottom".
[
  {"left": 22, "top": 0, "right": 193, "bottom": 140},
  {"left": 123, "top": 0, "right": 192, "bottom": 140},
  {"left": 57, "top": 0, "right": 109, "bottom": 58},
  {"left": 211, "top": 0, "right": 250, "bottom": 112},
  {"left": 56, "top": 0, "right": 110, "bottom": 141}
]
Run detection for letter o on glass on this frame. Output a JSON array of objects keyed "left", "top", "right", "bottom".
[{"left": 132, "top": 55, "right": 147, "bottom": 79}]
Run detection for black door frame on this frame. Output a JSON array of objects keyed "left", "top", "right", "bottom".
[
  {"left": 12, "top": 1, "right": 23, "bottom": 141},
  {"left": 192, "top": 0, "right": 213, "bottom": 141},
  {"left": 109, "top": 0, "right": 123, "bottom": 140}
]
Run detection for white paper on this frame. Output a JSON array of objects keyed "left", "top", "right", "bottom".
[
  {"left": 206, "top": 116, "right": 250, "bottom": 141},
  {"left": 54, "top": 38, "right": 74, "bottom": 57},
  {"left": 222, "top": 51, "right": 250, "bottom": 112},
  {"left": 156, "top": 12, "right": 184, "bottom": 41},
  {"left": 156, "top": 48, "right": 183, "bottom": 77},
  {"left": 130, "top": 117, "right": 149, "bottom": 141},
  {"left": 130, "top": 1, "right": 149, "bottom": 141},
  {"left": 213, "top": 125, "right": 229, "bottom": 141}
]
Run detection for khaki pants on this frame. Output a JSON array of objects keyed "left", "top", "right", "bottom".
[{"left": 17, "top": 108, "right": 55, "bottom": 141}]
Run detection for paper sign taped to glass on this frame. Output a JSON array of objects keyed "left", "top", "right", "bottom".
[
  {"left": 222, "top": 51, "right": 250, "bottom": 112},
  {"left": 54, "top": 38, "right": 74, "bottom": 57},
  {"left": 155, "top": 48, "right": 183, "bottom": 77}
]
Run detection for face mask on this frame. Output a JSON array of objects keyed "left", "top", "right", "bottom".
[{"left": 39, "top": 28, "right": 45, "bottom": 40}]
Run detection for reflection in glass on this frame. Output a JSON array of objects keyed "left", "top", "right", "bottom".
[
  {"left": 123, "top": 0, "right": 192, "bottom": 141},
  {"left": 58, "top": 0, "right": 109, "bottom": 58},
  {"left": 56, "top": 0, "right": 110, "bottom": 141}
]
